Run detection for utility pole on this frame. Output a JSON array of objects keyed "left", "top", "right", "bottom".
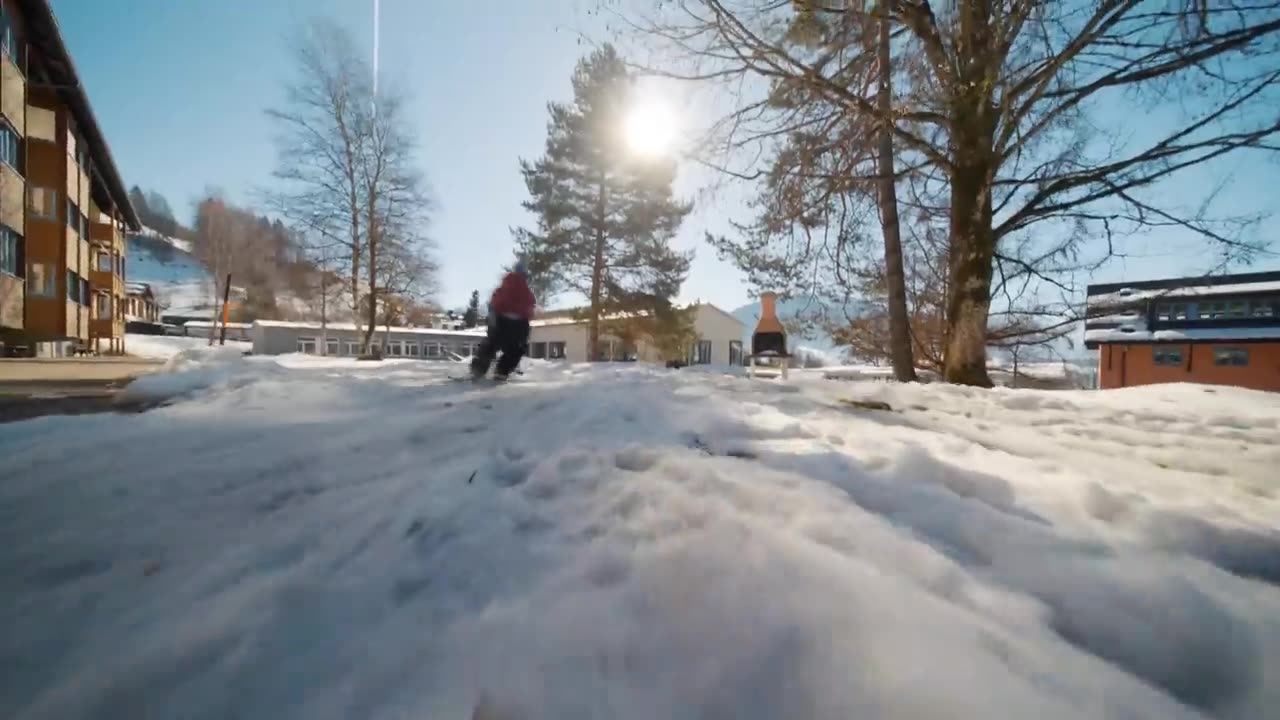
[{"left": 219, "top": 273, "right": 232, "bottom": 346}]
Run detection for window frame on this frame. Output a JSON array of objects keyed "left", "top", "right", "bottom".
[
  {"left": 548, "top": 341, "right": 566, "bottom": 360},
  {"left": 0, "top": 120, "right": 20, "bottom": 170},
  {"left": 386, "top": 339, "right": 404, "bottom": 357},
  {"left": 95, "top": 292, "right": 112, "bottom": 319},
  {"left": 27, "top": 262, "right": 54, "bottom": 296},
  {"left": 692, "top": 340, "right": 713, "bottom": 365},
  {"left": 1213, "top": 347, "right": 1248, "bottom": 367},
  {"left": 27, "top": 186, "right": 59, "bottom": 221},
  {"left": 406, "top": 341, "right": 420, "bottom": 357},
  {"left": 0, "top": 226, "right": 21, "bottom": 278},
  {"left": 424, "top": 342, "right": 440, "bottom": 358},
  {"left": 324, "top": 337, "right": 340, "bottom": 356},
  {"left": 529, "top": 341, "right": 547, "bottom": 359},
  {"left": 296, "top": 337, "right": 318, "bottom": 355},
  {"left": 729, "top": 340, "right": 744, "bottom": 366},
  {"left": 1152, "top": 347, "right": 1183, "bottom": 367}
]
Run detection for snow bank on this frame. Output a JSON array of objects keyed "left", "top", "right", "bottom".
[
  {"left": 126, "top": 333, "right": 251, "bottom": 360},
  {"left": 2, "top": 362, "right": 1277, "bottom": 720},
  {"left": 116, "top": 346, "right": 260, "bottom": 402}
]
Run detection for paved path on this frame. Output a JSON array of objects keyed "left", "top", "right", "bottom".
[{"left": 0, "top": 358, "right": 163, "bottom": 383}]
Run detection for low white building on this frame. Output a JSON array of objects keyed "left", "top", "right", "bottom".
[
  {"left": 246, "top": 303, "right": 747, "bottom": 366},
  {"left": 528, "top": 303, "right": 747, "bottom": 366}
]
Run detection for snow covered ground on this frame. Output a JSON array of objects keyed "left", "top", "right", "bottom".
[
  {"left": 125, "top": 333, "right": 252, "bottom": 360},
  {"left": 1, "top": 356, "right": 1277, "bottom": 720}
]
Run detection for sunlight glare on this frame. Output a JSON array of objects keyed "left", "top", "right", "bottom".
[{"left": 623, "top": 101, "right": 678, "bottom": 158}]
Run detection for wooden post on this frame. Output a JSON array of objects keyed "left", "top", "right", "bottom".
[{"left": 219, "top": 273, "right": 231, "bottom": 346}]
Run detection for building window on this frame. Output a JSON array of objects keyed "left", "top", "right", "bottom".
[
  {"left": 0, "top": 6, "right": 19, "bottom": 61},
  {"left": 80, "top": 278, "right": 90, "bottom": 307},
  {"left": 0, "top": 226, "right": 21, "bottom": 277},
  {"left": 1213, "top": 347, "right": 1248, "bottom": 367},
  {"left": 424, "top": 342, "right": 440, "bottom": 358},
  {"left": 0, "top": 121, "right": 20, "bottom": 169},
  {"left": 729, "top": 340, "right": 744, "bottom": 366},
  {"left": 1152, "top": 347, "right": 1183, "bottom": 366},
  {"left": 297, "top": 337, "right": 317, "bottom": 354},
  {"left": 1251, "top": 299, "right": 1277, "bottom": 318},
  {"left": 406, "top": 341, "right": 420, "bottom": 357},
  {"left": 67, "top": 200, "right": 81, "bottom": 232},
  {"left": 387, "top": 340, "right": 403, "bottom": 357},
  {"left": 65, "top": 270, "right": 78, "bottom": 303},
  {"left": 28, "top": 263, "right": 54, "bottom": 296},
  {"left": 324, "top": 337, "right": 340, "bottom": 356},
  {"left": 345, "top": 341, "right": 359, "bottom": 356},
  {"left": 692, "top": 340, "right": 713, "bottom": 365},
  {"left": 95, "top": 293, "right": 112, "bottom": 319},
  {"left": 548, "top": 341, "right": 566, "bottom": 360},
  {"left": 97, "top": 251, "right": 112, "bottom": 272},
  {"left": 529, "top": 342, "right": 547, "bottom": 359},
  {"left": 1155, "top": 302, "right": 1189, "bottom": 321},
  {"left": 28, "top": 187, "right": 58, "bottom": 220}
]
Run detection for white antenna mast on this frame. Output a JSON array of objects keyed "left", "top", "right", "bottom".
[{"left": 372, "top": 0, "right": 380, "bottom": 117}]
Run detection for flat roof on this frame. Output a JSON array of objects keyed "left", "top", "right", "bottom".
[
  {"left": 253, "top": 320, "right": 487, "bottom": 338},
  {"left": 1086, "top": 270, "right": 1280, "bottom": 299}
]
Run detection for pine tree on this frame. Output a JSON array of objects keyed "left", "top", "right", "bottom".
[
  {"left": 463, "top": 290, "right": 481, "bottom": 328},
  {"left": 514, "top": 44, "right": 693, "bottom": 361}
]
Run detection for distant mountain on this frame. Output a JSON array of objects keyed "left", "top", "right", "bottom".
[{"left": 730, "top": 296, "right": 874, "bottom": 355}]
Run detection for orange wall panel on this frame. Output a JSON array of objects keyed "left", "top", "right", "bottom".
[{"left": 1098, "top": 343, "right": 1280, "bottom": 392}]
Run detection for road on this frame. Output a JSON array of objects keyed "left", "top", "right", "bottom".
[{"left": 0, "top": 358, "right": 164, "bottom": 423}]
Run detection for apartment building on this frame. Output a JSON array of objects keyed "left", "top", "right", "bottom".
[
  {"left": 0, "top": 0, "right": 140, "bottom": 357},
  {"left": 1084, "top": 270, "right": 1280, "bottom": 392}
]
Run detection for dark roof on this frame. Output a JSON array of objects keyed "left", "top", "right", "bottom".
[
  {"left": 1086, "top": 269, "right": 1280, "bottom": 297},
  {"left": 20, "top": 0, "right": 140, "bottom": 230}
]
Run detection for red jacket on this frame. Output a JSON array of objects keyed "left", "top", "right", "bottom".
[{"left": 490, "top": 271, "right": 536, "bottom": 320}]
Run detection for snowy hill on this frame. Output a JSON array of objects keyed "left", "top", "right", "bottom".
[
  {"left": 2, "top": 355, "right": 1277, "bottom": 719},
  {"left": 127, "top": 229, "right": 224, "bottom": 318}
]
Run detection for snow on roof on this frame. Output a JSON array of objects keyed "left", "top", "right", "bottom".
[
  {"left": 1084, "top": 326, "right": 1280, "bottom": 343},
  {"left": 530, "top": 302, "right": 745, "bottom": 328},
  {"left": 252, "top": 319, "right": 488, "bottom": 337},
  {"left": 1089, "top": 280, "right": 1280, "bottom": 306}
]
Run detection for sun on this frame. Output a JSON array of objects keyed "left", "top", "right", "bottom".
[{"left": 623, "top": 101, "right": 678, "bottom": 158}]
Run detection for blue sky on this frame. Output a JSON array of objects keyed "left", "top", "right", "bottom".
[{"left": 53, "top": 0, "right": 1278, "bottom": 312}]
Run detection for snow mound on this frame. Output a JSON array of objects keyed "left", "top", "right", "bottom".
[
  {"left": 117, "top": 346, "right": 259, "bottom": 402},
  {"left": 2, "top": 363, "right": 1277, "bottom": 720},
  {"left": 126, "top": 334, "right": 251, "bottom": 360}
]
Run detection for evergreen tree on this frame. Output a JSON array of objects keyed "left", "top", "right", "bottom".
[
  {"left": 463, "top": 290, "right": 481, "bottom": 328},
  {"left": 514, "top": 44, "right": 693, "bottom": 361},
  {"left": 128, "top": 186, "right": 149, "bottom": 224}
]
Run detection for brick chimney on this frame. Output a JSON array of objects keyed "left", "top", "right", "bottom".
[{"left": 751, "top": 291, "right": 788, "bottom": 356}]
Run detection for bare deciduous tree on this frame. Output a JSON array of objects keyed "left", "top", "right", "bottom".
[
  {"left": 612, "top": 0, "right": 1280, "bottom": 385},
  {"left": 267, "top": 18, "right": 437, "bottom": 355}
]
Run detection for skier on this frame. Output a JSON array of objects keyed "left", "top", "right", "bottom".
[{"left": 470, "top": 259, "right": 536, "bottom": 381}]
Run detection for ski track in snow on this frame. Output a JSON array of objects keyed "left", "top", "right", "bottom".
[{"left": 1, "top": 351, "right": 1278, "bottom": 720}]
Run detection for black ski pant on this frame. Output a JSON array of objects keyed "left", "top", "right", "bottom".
[{"left": 471, "top": 314, "right": 530, "bottom": 377}]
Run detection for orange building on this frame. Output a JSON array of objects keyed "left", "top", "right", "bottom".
[
  {"left": 1085, "top": 271, "right": 1280, "bottom": 392},
  {"left": 0, "top": 0, "right": 140, "bottom": 357}
]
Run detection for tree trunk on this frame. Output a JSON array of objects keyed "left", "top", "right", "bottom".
[
  {"left": 587, "top": 181, "right": 607, "bottom": 362},
  {"left": 942, "top": 140, "right": 996, "bottom": 387},
  {"left": 942, "top": 0, "right": 997, "bottom": 388},
  {"left": 363, "top": 220, "right": 378, "bottom": 353},
  {"left": 875, "top": 6, "right": 917, "bottom": 383}
]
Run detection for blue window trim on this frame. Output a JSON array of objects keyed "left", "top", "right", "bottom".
[{"left": 0, "top": 225, "right": 23, "bottom": 278}]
